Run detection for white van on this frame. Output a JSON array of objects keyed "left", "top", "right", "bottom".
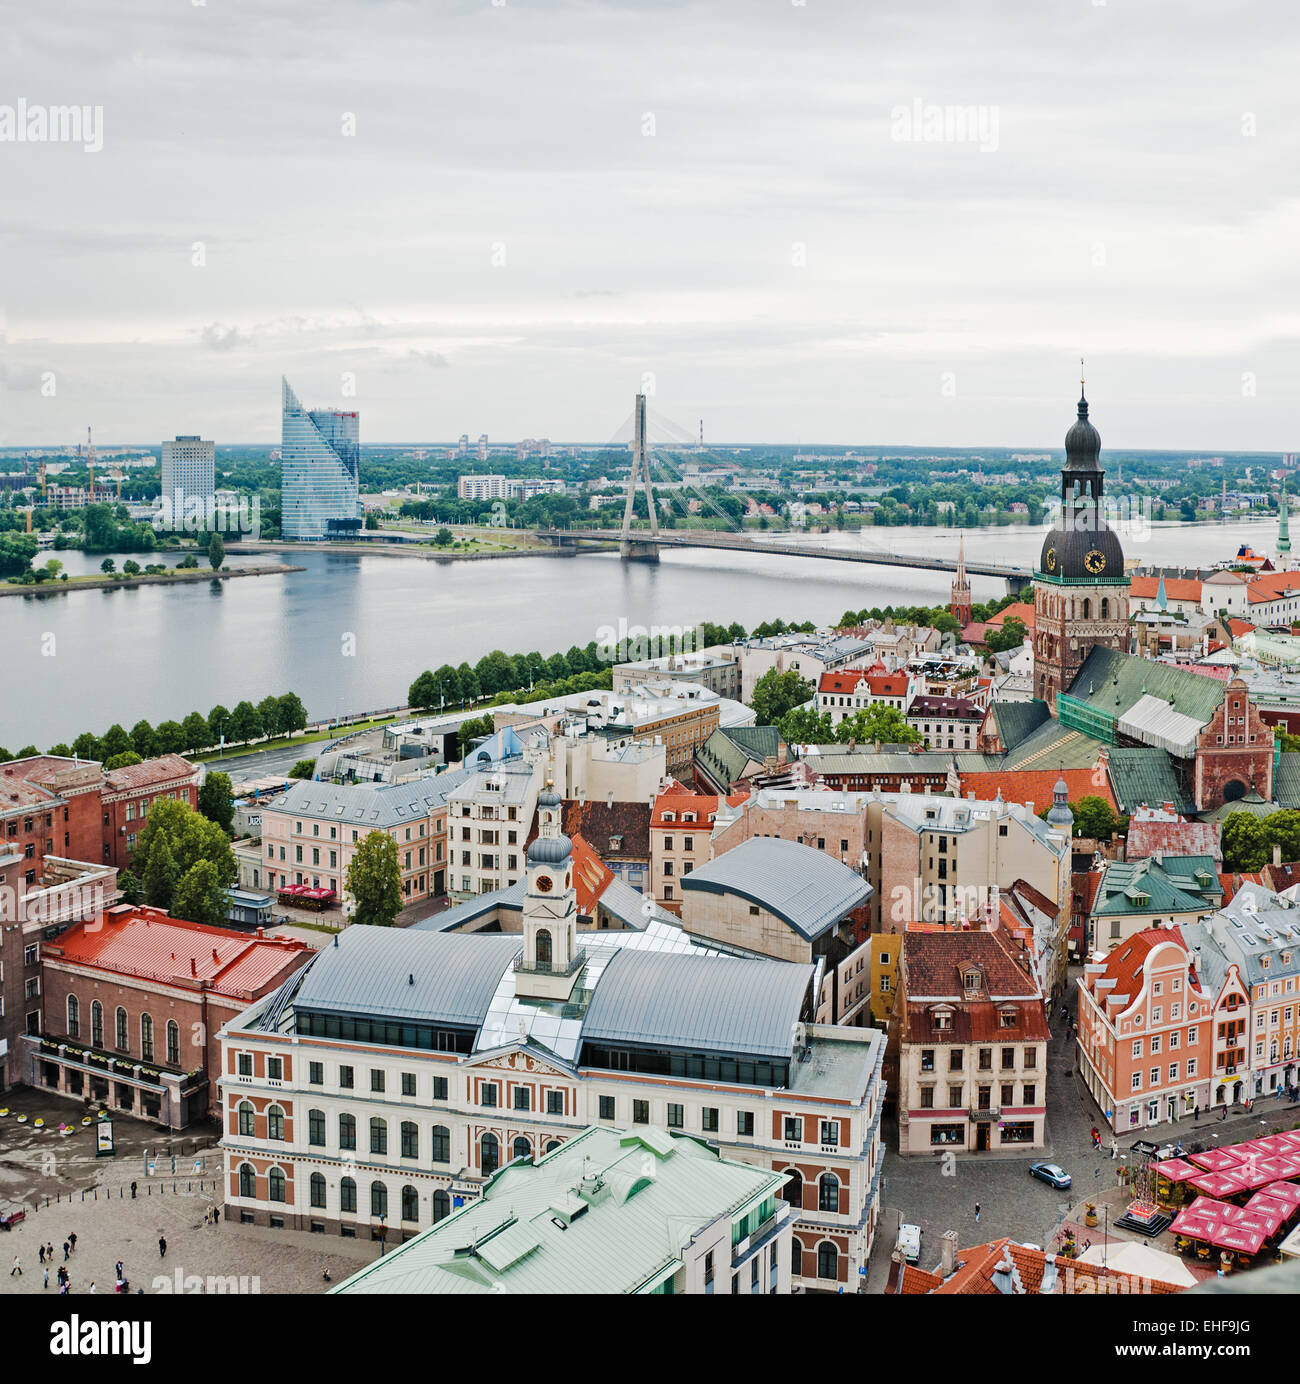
[{"left": 897, "top": 1223, "right": 922, "bottom": 1264}]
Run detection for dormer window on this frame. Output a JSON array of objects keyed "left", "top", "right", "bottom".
[
  {"left": 931, "top": 1007, "right": 953, "bottom": 1031},
  {"left": 999, "top": 1008, "right": 1017, "bottom": 1029}
]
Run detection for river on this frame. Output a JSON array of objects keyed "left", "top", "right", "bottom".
[{"left": 0, "top": 517, "right": 1282, "bottom": 750}]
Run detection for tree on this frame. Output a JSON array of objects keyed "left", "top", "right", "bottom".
[
  {"left": 154, "top": 720, "right": 186, "bottom": 754},
  {"left": 207, "top": 706, "right": 230, "bottom": 745},
  {"left": 985, "top": 618, "right": 1028, "bottom": 654},
  {"left": 172, "top": 858, "right": 230, "bottom": 928},
  {"left": 72, "top": 732, "right": 102, "bottom": 761},
  {"left": 122, "top": 559, "right": 141, "bottom": 576},
  {"left": 277, "top": 692, "right": 308, "bottom": 735},
  {"left": 346, "top": 830, "right": 404, "bottom": 927},
  {"left": 1070, "top": 796, "right": 1118, "bottom": 841},
  {"left": 289, "top": 758, "right": 317, "bottom": 780},
  {"left": 257, "top": 696, "right": 283, "bottom": 738},
  {"left": 435, "top": 527, "right": 453, "bottom": 546},
  {"left": 198, "top": 771, "right": 235, "bottom": 835},
  {"left": 104, "top": 750, "right": 142, "bottom": 771},
  {"left": 1222, "top": 812, "right": 1270, "bottom": 872},
  {"left": 749, "top": 668, "right": 814, "bottom": 725},
  {"left": 130, "top": 720, "right": 158, "bottom": 758},
  {"left": 409, "top": 670, "right": 438, "bottom": 710},
  {"left": 133, "top": 797, "right": 237, "bottom": 904},
  {"left": 778, "top": 707, "right": 835, "bottom": 745},
  {"left": 181, "top": 712, "right": 211, "bottom": 752},
  {"left": 100, "top": 558, "right": 116, "bottom": 575},
  {"left": 457, "top": 714, "right": 495, "bottom": 744},
  {"left": 116, "top": 870, "right": 143, "bottom": 905},
  {"left": 836, "top": 705, "right": 920, "bottom": 746},
  {"left": 227, "top": 701, "right": 263, "bottom": 744},
  {"left": 434, "top": 664, "right": 461, "bottom": 706},
  {"left": 0, "top": 532, "right": 38, "bottom": 578},
  {"left": 99, "top": 724, "right": 132, "bottom": 760},
  {"left": 142, "top": 835, "right": 180, "bottom": 909},
  {"left": 1263, "top": 809, "right": 1300, "bottom": 864},
  {"left": 456, "top": 662, "right": 480, "bottom": 705},
  {"left": 208, "top": 531, "right": 225, "bottom": 571}
]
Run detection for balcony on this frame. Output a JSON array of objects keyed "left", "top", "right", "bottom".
[
  {"left": 512, "top": 949, "right": 587, "bottom": 978},
  {"left": 732, "top": 1203, "right": 790, "bottom": 1270},
  {"left": 969, "top": 1107, "right": 1001, "bottom": 1123}
]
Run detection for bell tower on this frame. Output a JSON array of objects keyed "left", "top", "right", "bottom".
[
  {"left": 950, "top": 535, "right": 972, "bottom": 628},
  {"left": 514, "top": 785, "right": 583, "bottom": 1001}
]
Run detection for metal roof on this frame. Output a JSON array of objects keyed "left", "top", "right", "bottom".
[
  {"left": 580, "top": 948, "right": 812, "bottom": 1058},
  {"left": 1117, "top": 695, "right": 1205, "bottom": 758},
  {"left": 292, "top": 928, "right": 522, "bottom": 1028},
  {"left": 269, "top": 776, "right": 452, "bottom": 828},
  {"left": 680, "top": 836, "right": 871, "bottom": 940}
]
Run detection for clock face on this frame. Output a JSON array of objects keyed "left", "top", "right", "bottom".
[
  {"left": 535, "top": 874, "right": 553, "bottom": 893},
  {"left": 1084, "top": 549, "right": 1106, "bottom": 575},
  {"left": 1044, "top": 547, "right": 1057, "bottom": 572}
]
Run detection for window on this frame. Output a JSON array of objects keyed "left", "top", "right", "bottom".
[
  {"left": 1001, "top": 1084, "right": 1014, "bottom": 1106},
  {"left": 481, "top": 1133, "right": 500, "bottom": 1177},
  {"left": 737, "top": 1111, "right": 754, "bottom": 1137},
  {"left": 267, "top": 1057, "right": 282, "bottom": 1081},
  {"left": 817, "top": 1243, "right": 838, "bottom": 1281},
  {"left": 702, "top": 1107, "right": 719, "bottom": 1133},
  {"left": 546, "top": 1089, "right": 564, "bottom": 1115},
  {"left": 920, "top": 1049, "right": 935, "bottom": 1072},
  {"left": 1150, "top": 1035, "right": 1161, "bottom": 1054},
  {"left": 340, "top": 1065, "right": 354, "bottom": 1089},
  {"left": 481, "top": 1083, "right": 499, "bottom": 1108},
  {"left": 308, "top": 1109, "right": 325, "bottom": 1146},
  {"left": 394, "top": 1120, "right": 417, "bottom": 1159},
  {"left": 340, "top": 1178, "right": 357, "bottom": 1214},
  {"left": 820, "top": 1121, "right": 840, "bottom": 1147},
  {"left": 370, "top": 1118, "right": 387, "bottom": 1155},
  {"left": 66, "top": 994, "right": 79, "bottom": 1039},
  {"left": 819, "top": 1173, "right": 840, "bottom": 1212},
  {"left": 1131, "top": 1073, "right": 1142, "bottom": 1090},
  {"left": 432, "top": 1189, "right": 450, "bottom": 1224},
  {"left": 309, "top": 1062, "right": 324, "bottom": 1085},
  {"left": 268, "top": 1105, "right": 285, "bottom": 1141},
  {"left": 666, "top": 1102, "right": 685, "bottom": 1129},
  {"left": 513, "top": 1086, "right": 532, "bottom": 1111},
  {"left": 432, "top": 1075, "right": 448, "bottom": 1101},
  {"left": 371, "top": 1069, "right": 386, "bottom": 1093},
  {"left": 371, "top": 1182, "right": 388, "bottom": 1218},
  {"left": 309, "top": 1172, "right": 326, "bottom": 1209},
  {"left": 430, "top": 1124, "right": 450, "bottom": 1163},
  {"left": 401, "top": 1072, "right": 416, "bottom": 1097},
  {"left": 598, "top": 1095, "right": 616, "bottom": 1121},
  {"left": 1001, "top": 1047, "right": 1015, "bottom": 1070},
  {"left": 705, "top": 1250, "right": 714, "bottom": 1286},
  {"left": 633, "top": 1099, "right": 650, "bottom": 1125},
  {"left": 237, "top": 1051, "right": 252, "bottom": 1077},
  {"left": 238, "top": 1101, "right": 255, "bottom": 1136},
  {"left": 339, "top": 1114, "right": 356, "bottom": 1150},
  {"left": 115, "top": 1006, "right": 128, "bottom": 1051},
  {"left": 512, "top": 1136, "right": 531, "bottom": 1162},
  {"left": 1023, "top": 1085, "right": 1036, "bottom": 1105},
  {"left": 140, "top": 1013, "right": 154, "bottom": 1062},
  {"left": 268, "top": 1167, "right": 286, "bottom": 1203},
  {"left": 238, "top": 1163, "right": 255, "bottom": 1199},
  {"left": 784, "top": 1116, "right": 802, "bottom": 1142}
]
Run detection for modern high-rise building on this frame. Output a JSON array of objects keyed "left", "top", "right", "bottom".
[
  {"left": 160, "top": 434, "right": 215, "bottom": 526},
  {"left": 280, "top": 378, "right": 362, "bottom": 541}
]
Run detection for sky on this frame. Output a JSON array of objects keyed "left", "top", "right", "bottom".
[{"left": 1, "top": 0, "right": 1297, "bottom": 450}]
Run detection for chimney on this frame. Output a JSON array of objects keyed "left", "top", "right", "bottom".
[
  {"left": 941, "top": 1229, "right": 958, "bottom": 1277},
  {"left": 1275, "top": 843, "right": 1283, "bottom": 867},
  {"left": 190, "top": 957, "right": 197, "bottom": 977},
  {"left": 607, "top": 791, "right": 614, "bottom": 809}
]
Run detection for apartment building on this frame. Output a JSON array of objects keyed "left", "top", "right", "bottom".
[
  {"left": 905, "top": 695, "right": 983, "bottom": 752},
  {"left": 649, "top": 781, "right": 748, "bottom": 914},
  {"left": 1085, "top": 856, "right": 1222, "bottom": 954},
  {"left": 816, "top": 669, "right": 911, "bottom": 726},
  {"left": 894, "top": 928, "right": 1049, "bottom": 1154},
  {"left": 217, "top": 822, "right": 886, "bottom": 1292},
  {"left": 445, "top": 761, "right": 541, "bottom": 899}
]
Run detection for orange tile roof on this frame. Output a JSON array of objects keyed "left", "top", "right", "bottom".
[
  {"left": 818, "top": 670, "right": 908, "bottom": 696},
  {"left": 1093, "top": 926, "right": 1203, "bottom": 999},
  {"left": 649, "top": 781, "right": 747, "bottom": 829},
  {"left": 1247, "top": 571, "right": 1300, "bottom": 603},
  {"left": 102, "top": 754, "right": 198, "bottom": 791},
  {"left": 986, "top": 602, "right": 1036, "bottom": 630},
  {"left": 956, "top": 767, "right": 1116, "bottom": 813},
  {"left": 1227, "top": 618, "right": 1256, "bottom": 637},
  {"left": 1130, "top": 575, "right": 1204, "bottom": 603},
  {"left": 44, "top": 905, "right": 311, "bottom": 998},
  {"left": 569, "top": 832, "right": 615, "bottom": 913},
  {"left": 898, "top": 1238, "right": 1185, "bottom": 1295}
]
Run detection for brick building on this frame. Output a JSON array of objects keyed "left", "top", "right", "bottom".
[{"left": 28, "top": 904, "right": 311, "bottom": 1128}]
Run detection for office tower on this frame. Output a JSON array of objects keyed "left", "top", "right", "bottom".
[
  {"left": 280, "top": 378, "right": 362, "bottom": 541},
  {"left": 160, "top": 435, "right": 215, "bottom": 528}
]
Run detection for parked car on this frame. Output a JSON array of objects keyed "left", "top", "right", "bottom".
[
  {"left": 897, "top": 1223, "right": 922, "bottom": 1264},
  {"left": 1028, "top": 1161, "right": 1072, "bottom": 1190}
]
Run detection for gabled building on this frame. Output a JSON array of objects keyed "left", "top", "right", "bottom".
[
  {"left": 893, "top": 928, "right": 1049, "bottom": 1154},
  {"left": 1086, "top": 855, "right": 1222, "bottom": 954}
]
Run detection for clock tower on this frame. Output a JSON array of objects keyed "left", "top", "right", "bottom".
[
  {"left": 514, "top": 785, "right": 583, "bottom": 1001},
  {"left": 1033, "top": 376, "right": 1130, "bottom": 711}
]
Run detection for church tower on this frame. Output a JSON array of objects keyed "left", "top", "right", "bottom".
[
  {"left": 1033, "top": 373, "right": 1130, "bottom": 711},
  {"left": 950, "top": 535, "right": 972, "bottom": 628},
  {"left": 513, "top": 784, "right": 583, "bottom": 1001}
]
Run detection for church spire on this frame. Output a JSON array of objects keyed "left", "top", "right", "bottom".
[{"left": 950, "top": 533, "right": 972, "bottom": 627}]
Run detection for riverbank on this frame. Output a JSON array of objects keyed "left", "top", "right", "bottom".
[
  {"left": 234, "top": 539, "right": 597, "bottom": 561},
  {"left": 0, "top": 563, "right": 305, "bottom": 599}
]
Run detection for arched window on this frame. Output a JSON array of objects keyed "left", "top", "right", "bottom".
[
  {"left": 535, "top": 928, "right": 552, "bottom": 966},
  {"left": 401, "top": 1121, "right": 418, "bottom": 1159},
  {"left": 545, "top": 1139, "right": 562, "bottom": 1153},
  {"left": 140, "top": 1013, "right": 154, "bottom": 1062},
  {"left": 818, "top": 1172, "right": 840, "bottom": 1213},
  {"left": 370, "top": 1181, "right": 388, "bottom": 1217},
  {"left": 817, "top": 1241, "right": 839, "bottom": 1281},
  {"left": 268, "top": 1167, "right": 286, "bottom": 1203},
  {"left": 238, "top": 1100, "right": 255, "bottom": 1136},
  {"left": 238, "top": 1163, "right": 255, "bottom": 1198},
  {"left": 432, "top": 1189, "right": 450, "bottom": 1223},
  {"left": 1082, "top": 598, "right": 1092, "bottom": 620},
  {"left": 791, "top": 1236, "right": 803, "bottom": 1276},
  {"left": 339, "top": 1114, "right": 356, "bottom": 1150},
  {"left": 340, "top": 1177, "right": 357, "bottom": 1214},
  {"left": 115, "top": 1006, "right": 128, "bottom": 1051},
  {"left": 308, "top": 1109, "right": 325, "bottom": 1146},
  {"left": 401, "top": 1185, "right": 419, "bottom": 1222},
  {"left": 267, "top": 1105, "right": 285, "bottom": 1141},
  {"left": 370, "top": 1117, "right": 387, "bottom": 1155},
  {"left": 310, "top": 1172, "right": 326, "bottom": 1209},
  {"left": 91, "top": 1000, "right": 104, "bottom": 1048},
  {"left": 67, "top": 994, "right": 79, "bottom": 1039},
  {"left": 431, "top": 1124, "right": 450, "bottom": 1163},
  {"left": 166, "top": 1020, "right": 180, "bottom": 1066},
  {"left": 481, "top": 1132, "right": 500, "bottom": 1176},
  {"left": 782, "top": 1169, "right": 803, "bottom": 1208},
  {"left": 512, "top": 1135, "right": 531, "bottom": 1162},
  {"left": 1100, "top": 597, "right": 1109, "bottom": 619}
]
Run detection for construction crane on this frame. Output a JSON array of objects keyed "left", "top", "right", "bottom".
[
  {"left": 86, "top": 426, "right": 95, "bottom": 500},
  {"left": 38, "top": 459, "right": 46, "bottom": 499},
  {"left": 109, "top": 469, "right": 125, "bottom": 501}
]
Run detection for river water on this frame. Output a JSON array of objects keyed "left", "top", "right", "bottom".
[{"left": 0, "top": 518, "right": 1282, "bottom": 750}]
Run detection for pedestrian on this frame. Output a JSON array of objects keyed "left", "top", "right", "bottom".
[
  {"left": 38, "top": 1243, "right": 45, "bottom": 1265},
  {"left": 130, "top": 1181, "right": 137, "bottom": 1200},
  {"left": 213, "top": 1206, "right": 220, "bottom": 1225},
  {"left": 1110, "top": 1138, "right": 1118, "bottom": 1160},
  {"left": 68, "top": 1232, "right": 76, "bottom": 1253},
  {"left": 46, "top": 1243, "right": 53, "bottom": 1264},
  {"left": 10, "top": 1254, "right": 21, "bottom": 1277},
  {"left": 974, "top": 1202, "right": 981, "bottom": 1224},
  {"left": 62, "top": 1240, "right": 69, "bottom": 1261},
  {"left": 321, "top": 1269, "right": 332, "bottom": 1283},
  {"left": 43, "top": 1267, "right": 49, "bottom": 1290},
  {"left": 1194, "top": 1105, "right": 1199, "bottom": 1123},
  {"left": 88, "top": 1281, "right": 96, "bottom": 1294},
  {"left": 1221, "top": 1105, "right": 1228, "bottom": 1122},
  {"left": 115, "top": 1260, "right": 123, "bottom": 1281},
  {"left": 59, "top": 1280, "right": 69, "bottom": 1296},
  {"left": 158, "top": 1235, "right": 167, "bottom": 1259}
]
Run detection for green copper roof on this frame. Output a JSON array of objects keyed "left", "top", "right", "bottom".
[
  {"left": 694, "top": 725, "right": 779, "bottom": 791},
  {"left": 990, "top": 699, "right": 1051, "bottom": 752},
  {"left": 1063, "top": 647, "right": 1227, "bottom": 729},
  {"left": 1276, "top": 753, "right": 1300, "bottom": 809},
  {"left": 1105, "top": 747, "right": 1192, "bottom": 816},
  {"left": 330, "top": 1125, "right": 787, "bottom": 1296},
  {"left": 1089, "top": 855, "right": 1222, "bottom": 920}
]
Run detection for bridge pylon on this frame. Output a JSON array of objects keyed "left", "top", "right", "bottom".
[{"left": 619, "top": 392, "right": 659, "bottom": 562}]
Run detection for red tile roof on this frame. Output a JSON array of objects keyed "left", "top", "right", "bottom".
[
  {"left": 650, "top": 780, "right": 746, "bottom": 829},
  {"left": 43, "top": 905, "right": 311, "bottom": 998},
  {"left": 1093, "top": 926, "right": 1202, "bottom": 999},
  {"left": 1130, "top": 575, "right": 1203, "bottom": 603},
  {"left": 818, "top": 670, "right": 908, "bottom": 696},
  {"left": 1126, "top": 819, "right": 1220, "bottom": 862},
  {"left": 956, "top": 767, "right": 1116, "bottom": 813},
  {"left": 1227, "top": 618, "right": 1256, "bottom": 638},
  {"left": 961, "top": 622, "right": 990, "bottom": 645},
  {"left": 562, "top": 799, "right": 651, "bottom": 860},
  {"left": 902, "top": 927, "right": 1041, "bottom": 1000},
  {"left": 102, "top": 754, "right": 199, "bottom": 792},
  {"left": 890, "top": 1238, "right": 1185, "bottom": 1295},
  {"left": 986, "top": 602, "right": 1036, "bottom": 631},
  {"left": 1247, "top": 571, "right": 1300, "bottom": 603}
]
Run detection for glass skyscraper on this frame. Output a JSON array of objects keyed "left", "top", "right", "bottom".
[{"left": 280, "top": 377, "right": 362, "bottom": 541}]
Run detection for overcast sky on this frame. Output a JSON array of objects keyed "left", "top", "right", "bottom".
[{"left": 1, "top": 0, "right": 1297, "bottom": 449}]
